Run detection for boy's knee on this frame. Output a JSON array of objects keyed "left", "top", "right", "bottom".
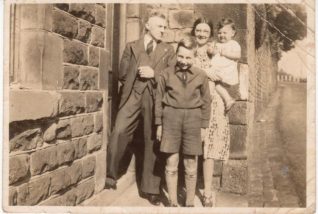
[{"left": 165, "top": 165, "right": 178, "bottom": 175}]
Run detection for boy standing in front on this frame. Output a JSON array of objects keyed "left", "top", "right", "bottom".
[{"left": 155, "top": 36, "right": 211, "bottom": 207}]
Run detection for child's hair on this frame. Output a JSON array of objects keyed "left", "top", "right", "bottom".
[
  {"left": 217, "top": 18, "right": 236, "bottom": 31},
  {"left": 191, "top": 17, "right": 214, "bottom": 38},
  {"left": 176, "top": 36, "right": 197, "bottom": 52}
]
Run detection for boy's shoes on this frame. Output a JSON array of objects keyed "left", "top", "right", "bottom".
[
  {"left": 140, "top": 192, "right": 161, "bottom": 206},
  {"left": 105, "top": 177, "right": 117, "bottom": 190},
  {"left": 225, "top": 99, "right": 235, "bottom": 113},
  {"left": 202, "top": 195, "right": 213, "bottom": 207}
]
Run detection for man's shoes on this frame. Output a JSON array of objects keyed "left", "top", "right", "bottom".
[
  {"left": 140, "top": 192, "right": 161, "bottom": 206},
  {"left": 105, "top": 177, "right": 117, "bottom": 190}
]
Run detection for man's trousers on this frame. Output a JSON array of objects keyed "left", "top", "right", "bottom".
[{"left": 106, "top": 88, "right": 161, "bottom": 194}]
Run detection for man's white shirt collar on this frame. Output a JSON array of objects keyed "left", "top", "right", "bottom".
[{"left": 144, "top": 34, "right": 157, "bottom": 51}]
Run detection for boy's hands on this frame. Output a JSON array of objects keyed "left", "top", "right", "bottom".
[
  {"left": 156, "top": 125, "right": 162, "bottom": 142},
  {"left": 201, "top": 128, "right": 206, "bottom": 142}
]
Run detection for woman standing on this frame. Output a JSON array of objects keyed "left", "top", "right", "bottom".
[{"left": 191, "top": 17, "right": 231, "bottom": 207}]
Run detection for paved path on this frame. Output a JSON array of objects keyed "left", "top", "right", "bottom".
[{"left": 248, "top": 82, "right": 306, "bottom": 207}]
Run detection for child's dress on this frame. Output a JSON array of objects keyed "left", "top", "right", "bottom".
[
  {"left": 210, "top": 40, "right": 240, "bottom": 86},
  {"left": 195, "top": 44, "right": 230, "bottom": 160}
]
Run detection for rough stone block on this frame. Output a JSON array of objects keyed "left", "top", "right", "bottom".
[
  {"left": 94, "top": 112, "right": 103, "bottom": 133},
  {"left": 94, "top": 151, "right": 106, "bottom": 193},
  {"left": 52, "top": 9, "right": 77, "bottom": 38},
  {"left": 41, "top": 189, "right": 77, "bottom": 206},
  {"left": 90, "top": 26, "right": 105, "bottom": 48},
  {"left": 56, "top": 119, "right": 71, "bottom": 139},
  {"left": 57, "top": 141, "right": 75, "bottom": 165},
  {"left": 9, "top": 187, "right": 17, "bottom": 205},
  {"left": 175, "top": 28, "right": 192, "bottom": 42},
  {"left": 10, "top": 128, "right": 43, "bottom": 152},
  {"left": 69, "top": 4, "right": 96, "bottom": 23},
  {"left": 59, "top": 92, "right": 85, "bottom": 116},
  {"left": 88, "top": 46, "right": 100, "bottom": 67},
  {"left": 75, "top": 179, "right": 95, "bottom": 204},
  {"left": 20, "top": 4, "right": 52, "bottom": 30},
  {"left": 63, "top": 39, "right": 88, "bottom": 65},
  {"left": 82, "top": 155, "right": 96, "bottom": 179},
  {"left": 9, "top": 154, "right": 30, "bottom": 185},
  {"left": 76, "top": 20, "right": 92, "bottom": 43},
  {"left": 74, "top": 137, "right": 87, "bottom": 159},
  {"left": 99, "top": 49, "right": 109, "bottom": 90},
  {"left": 66, "top": 161, "right": 82, "bottom": 185},
  {"left": 228, "top": 101, "right": 248, "bottom": 125},
  {"left": 87, "top": 133, "right": 102, "bottom": 153},
  {"left": 30, "top": 146, "right": 57, "bottom": 176},
  {"left": 17, "top": 175, "right": 50, "bottom": 205},
  {"left": 95, "top": 5, "right": 106, "bottom": 27},
  {"left": 50, "top": 167, "right": 72, "bottom": 195},
  {"left": 79, "top": 68, "right": 98, "bottom": 90},
  {"left": 71, "top": 115, "right": 94, "bottom": 137},
  {"left": 126, "top": 19, "right": 141, "bottom": 43},
  {"left": 229, "top": 125, "right": 247, "bottom": 159},
  {"left": 63, "top": 65, "right": 80, "bottom": 90},
  {"left": 54, "top": 4, "right": 69, "bottom": 11},
  {"left": 162, "top": 29, "right": 175, "bottom": 43},
  {"left": 221, "top": 160, "right": 248, "bottom": 194},
  {"left": 43, "top": 122, "right": 57, "bottom": 142},
  {"left": 86, "top": 92, "right": 103, "bottom": 113},
  {"left": 127, "top": 4, "right": 140, "bottom": 18},
  {"left": 169, "top": 10, "right": 194, "bottom": 29},
  {"left": 19, "top": 31, "right": 63, "bottom": 89},
  {"left": 10, "top": 91, "right": 59, "bottom": 123}
]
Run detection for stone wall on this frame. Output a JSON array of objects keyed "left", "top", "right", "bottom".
[{"left": 9, "top": 4, "right": 112, "bottom": 206}]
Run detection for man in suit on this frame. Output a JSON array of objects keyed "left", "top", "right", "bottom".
[{"left": 105, "top": 11, "right": 176, "bottom": 205}]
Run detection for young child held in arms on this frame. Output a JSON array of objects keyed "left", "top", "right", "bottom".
[
  {"left": 155, "top": 36, "right": 211, "bottom": 207},
  {"left": 207, "top": 18, "right": 241, "bottom": 111}
]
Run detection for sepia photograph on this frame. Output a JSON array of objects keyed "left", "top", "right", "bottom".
[{"left": 3, "top": 1, "right": 315, "bottom": 213}]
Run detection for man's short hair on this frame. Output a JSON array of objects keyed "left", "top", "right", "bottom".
[
  {"left": 176, "top": 36, "right": 197, "bottom": 52},
  {"left": 146, "top": 10, "right": 166, "bottom": 22}
]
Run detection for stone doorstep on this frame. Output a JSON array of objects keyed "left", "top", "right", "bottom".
[{"left": 81, "top": 171, "right": 136, "bottom": 206}]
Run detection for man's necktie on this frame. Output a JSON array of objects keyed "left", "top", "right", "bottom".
[
  {"left": 182, "top": 72, "right": 187, "bottom": 82},
  {"left": 146, "top": 40, "right": 153, "bottom": 55}
]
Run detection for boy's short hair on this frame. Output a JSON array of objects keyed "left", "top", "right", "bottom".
[
  {"left": 217, "top": 18, "right": 236, "bottom": 31},
  {"left": 176, "top": 36, "right": 197, "bottom": 52}
]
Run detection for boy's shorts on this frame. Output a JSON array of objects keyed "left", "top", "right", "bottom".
[{"left": 160, "top": 106, "right": 203, "bottom": 155}]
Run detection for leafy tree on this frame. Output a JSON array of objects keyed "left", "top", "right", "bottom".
[{"left": 266, "top": 4, "right": 307, "bottom": 52}]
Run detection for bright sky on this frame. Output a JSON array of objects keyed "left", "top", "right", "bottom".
[{"left": 278, "top": 39, "right": 311, "bottom": 78}]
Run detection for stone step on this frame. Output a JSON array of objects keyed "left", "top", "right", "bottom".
[{"left": 82, "top": 171, "right": 136, "bottom": 206}]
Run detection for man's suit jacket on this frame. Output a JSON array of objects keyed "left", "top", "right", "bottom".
[{"left": 118, "top": 37, "right": 176, "bottom": 109}]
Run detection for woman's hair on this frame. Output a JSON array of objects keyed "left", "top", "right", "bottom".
[
  {"left": 191, "top": 17, "right": 214, "bottom": 38},
  {"left": 176, "top": 36, "right": 197, "bottom": 52},
  {"left": 217, "top": 18, "right": 236, "bottom": 31}
]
